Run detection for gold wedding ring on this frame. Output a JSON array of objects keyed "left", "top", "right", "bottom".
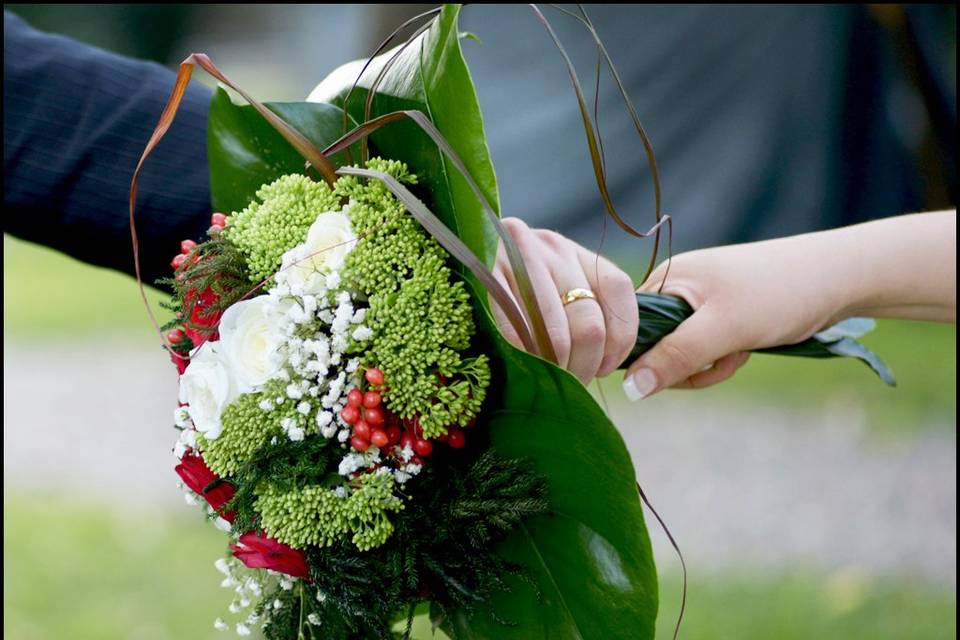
[{"left": 561, "top": 288, "right": 597, "bottom": 306}]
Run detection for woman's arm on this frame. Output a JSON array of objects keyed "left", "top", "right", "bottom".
[
  {"left": 825, "top": 211, "right": 956, "bottom": 322},
  {"left": 623, "top": 210, "right": 956, "bottom": 400}
]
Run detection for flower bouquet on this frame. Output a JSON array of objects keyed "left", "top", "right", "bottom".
[{"left": 131, "top": 5, "right": 892, "bottom": 638}]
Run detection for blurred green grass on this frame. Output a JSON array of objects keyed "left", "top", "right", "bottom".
[
  {"left": 3, "top": 495, "right": 227, "bottom": 640},
  {"left": 656, "top": 569, "right": 956, "bottom": 640},
  {"left": 6, "top": 235, "right": 954, "bottom": 429},
  {"left": 4, "top": 495, "right": 954, "bottom": 640},
  {"left": 3, "top": 235, "right": 170, "bottom": 339}
]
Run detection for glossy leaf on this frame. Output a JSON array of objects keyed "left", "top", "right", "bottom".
[
  {"left": 308, "top": 8, "right": 499, "bottom": 271},
  {"left": 308, "top": 5, "right": 658, "bottom": 638},
  {"left": 207, "top": 87, "right": 360, "bottom": 215},
  {"left": 449, "top": 295, "right": 658, "bottom": 639}
]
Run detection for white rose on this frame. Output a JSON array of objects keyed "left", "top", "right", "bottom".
[
  {"left": 218, "top": 295, "right": 291, "bottom": 391},
  {"left": 279, "top": 208, "right": 356, "bottom": 294},
  {"left": 178, "top": 344, "right": 236, "bottom": 440}
]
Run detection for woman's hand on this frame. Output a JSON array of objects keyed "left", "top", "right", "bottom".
[
  {"left": 489, "top": 218, "right": 639, "bottom": 383},
  {"left": 623, "top": 211, "right": 956, "bottom": 400},
  {"left": 623, "top": 238, "right": 840, "bottom": 400}
]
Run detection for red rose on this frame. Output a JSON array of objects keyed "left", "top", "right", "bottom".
[
  {"left": 230, "top": 531, "right": 310, "bottom": 579},
  {"left": 171, "top": 351, "right": 190, "bottom": 375},
  {"left": 184, "top": 286, "right": 223, "bottom": 345},
  {"left": 175, "top": 452, "right": 236, "bottom": 522}
]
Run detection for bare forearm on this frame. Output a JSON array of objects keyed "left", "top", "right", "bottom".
[{"left": 826, "top": 211, "right": 956, "bottom": 323}]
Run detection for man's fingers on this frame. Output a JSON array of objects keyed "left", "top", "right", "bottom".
[{"left": 622, "top": 306, "right": 739, "bottom": 400}]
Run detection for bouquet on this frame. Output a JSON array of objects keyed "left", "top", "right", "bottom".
[{"left": 131, "top": 5, "right": 892, "bottom": 638}]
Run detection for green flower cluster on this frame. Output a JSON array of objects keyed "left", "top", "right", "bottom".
[
  {"left": 223, "top": 173, "right": 342, "bottom": 283},
  {"left": 199, "top": 389, "right": 286, "bottom": 477},
  {"left": 338, "top": 158, "right": 490, "bottom": 438},
  {"left": 256, "top": 471, "right": 403, "bottom": 552}
]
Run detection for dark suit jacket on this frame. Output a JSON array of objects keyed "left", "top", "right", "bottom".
[{"left": 3, "top": 11, "right": 212, "bottom": 287}]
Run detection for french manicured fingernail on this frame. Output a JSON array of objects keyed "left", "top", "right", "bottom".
[{"left": 623, "top": 368, "right": 657, "bottom": 401}]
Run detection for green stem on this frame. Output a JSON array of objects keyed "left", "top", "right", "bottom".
[{"left": 298, "top": 581, "right": 306, "bottom": 640}]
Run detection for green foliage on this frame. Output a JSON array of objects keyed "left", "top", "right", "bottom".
[
  {"left": 256, "top": 471, "right": 403, "bottom": 551},
  {"left": 440, "top": 450, "right": 549, "bottom": 550},
  {"left": 225, "top": 435, "right": 336, "bottom": 535},
  {"left": 223, "top": 173, "right": 343, "bottom": 283},
  {"left": 258, "top": 586, "right": 307, "bottom": 640},
  {"left": 264, "top": 450, "right": 550, "bottom": 639},
  {"left": 339, "top": 158, "right": 490, "bottom": 437},
  {"left": 198, "top": 392, "right": 284, "bottom": 477}
]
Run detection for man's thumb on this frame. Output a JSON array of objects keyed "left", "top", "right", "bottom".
[{"left": 622, "top": 308, "right": 730, "bottom": 400}]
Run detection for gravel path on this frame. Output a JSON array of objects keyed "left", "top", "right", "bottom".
[{"left": 4, "top": 342, "right": 955, "bottom": 586}]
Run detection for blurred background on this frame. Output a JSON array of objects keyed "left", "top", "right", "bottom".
[{"left": 3, "top": 4, "right": 956, "bottom": 639}]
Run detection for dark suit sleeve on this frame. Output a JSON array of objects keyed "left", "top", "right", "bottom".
[{"left": 3, "top": 11, "right": 212, "bottom": 288}]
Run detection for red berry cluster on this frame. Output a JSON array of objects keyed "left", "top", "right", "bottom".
[
  {"left": 339, "top": 368, "right": 469, "bottom": 465},
  {"left": 169, "top": 213, "right": 227, "bottom": 272},
  {"left": 210, "top": 212, "right": 228, "bottom": 236},
  {"left": 170, "top": 239, "right": 197, "bottom": 271},
  {"left": 167, "top": 212, "right": 231, "bottom": 349}
]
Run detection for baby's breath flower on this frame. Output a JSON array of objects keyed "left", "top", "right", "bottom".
[{"left": 214, "top": 558, "right": 231, "bottom": 575}]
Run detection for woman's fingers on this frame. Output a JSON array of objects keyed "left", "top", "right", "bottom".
[
  {"left": 499, "top": 219, "right": 572, "bottom": 367},
  {"left": 577, "top": 248, "right": 639, "bottom": 376},
  {"left": 491, "top": 219, "right": 639, "bottom": 384},
  {"left": 623, "top": 305, "right": 742, "bottom": 400},
  {"left": 547, "top": 246, "right": 606, "bottom": 383},
  {"left": 669, "top": 351, "right": 750, "bottom": 389}
]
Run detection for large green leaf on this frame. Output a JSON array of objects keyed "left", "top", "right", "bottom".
[
  {"left": 306, "top": 5, "right": 499, "bottom": 274},
  {"left": 207, "top": 87, "right": 360, "bottom": 214},
  {"left": 440, "top": 299, "right": 658, "bottom": 639},
  {"left": 308, "top": 5, "right": 657, "bottom": 639}
]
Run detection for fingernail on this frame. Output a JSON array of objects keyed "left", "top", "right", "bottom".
[{"left": 623, "top": 368, "right": 658, "bottom": 401}]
